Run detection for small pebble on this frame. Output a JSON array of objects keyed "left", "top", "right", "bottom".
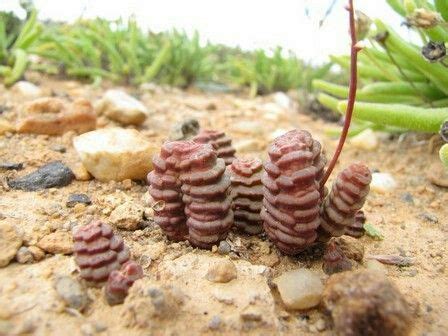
[
  {"left": 0, "top": 162, "right": 24, "bottom": 171},
  {"left": 15, "top": 246, "right": 33, "bottom": 264},
  {"left": 208, "top": 315, "right": 222, "bottom": 330},
  {"left": 419, "top": 212, "right": 438, "bottom": 223},
  {"left": 370, "top": 172, "right": 397, "bottom": 193},
  {"left": 54, "top": 276, "right": 88, "bottom": 311},
  {"left": 28, "top": 246, "right": 45, "bottom": 261},
  {"left": 314, "top": 318, "right": 326, "bottom": 331},
  {"left": 400, "top": 192, "right": 414, "bottom": 204},
  {"left": 37, "top": 231, "right": 73, "bottom": 254},
  {"left": 50, "top": 144, "right": 66, "bottom": 153},
  {"left": 96, "top": 89, "right": 149, "bottom": 125},
  {"left": 66, "top": 193, "right": 91, "bottom": 208},
  {"left": 217, "top": 241, "right": 231, "bottom": 255},
  {"left": 109, "top": 201, "right": 144, "bottom": 230},
  {"left": 233, "top": 139, "right": 259, "bottom": 153},
  {"left": 273, "top": 92, "right": 292, "bottom": 109},
  {"left": 169, "top": 117, "right": 200, "bottom": 141},
  {"left": 273, "top": 269, "right": 323, "bottom": 310},
  {"left": 205, "top": 259, "right": 237, "bottom": 283},
  {"left": 12, "top": 81, "right": 42, "bottom": 98},
  {"left": 350, "top": 128, "right": 378, "bottom": 151}
]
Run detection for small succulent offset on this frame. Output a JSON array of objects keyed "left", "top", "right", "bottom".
[
  {"left": 105, "top": 260, "right": 144, "bottom": 305},
  {"left": 73, "top": 220, "right": 130, "bottom": 285},
  {"left": 73, "top": 220, "right": 144, "bottom": 305}
]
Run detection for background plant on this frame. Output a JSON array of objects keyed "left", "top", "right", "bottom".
[
  {"left": 0, "top": 9, "right": 338, "bottom": 96},
  {"left": 0, "top": 9, "right": 42, "bottom": 86},
  {"left": 313, "top": 0, "right": 448, "bottom": 136}
]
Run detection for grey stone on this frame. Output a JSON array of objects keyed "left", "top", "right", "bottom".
[
  {"left": 0, "top": 162, "right": 24, "bottom": 171},
  {"left": 66, "top": 193, "right": 91, "bottom": 208},
  {"left": 8, "top": 161, "right": 74, "bottom": 191},
  {"left": 54, "top": 276, "right": 89, "bottom": 311}
]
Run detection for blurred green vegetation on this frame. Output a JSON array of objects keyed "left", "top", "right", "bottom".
[
  {"left": 0, "top": 10, "right": 338, "bottom": 99},
  {"left": 313, "top": 0, "right": 448, "bottom": 136}
]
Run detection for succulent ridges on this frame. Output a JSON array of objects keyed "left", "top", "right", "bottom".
[
  {"left": 147, "top": 141, "right": 188, "bottom": 241},
  {"left": 73, "top": 220, "right": 130, "bottom": 285},
  {"left": 262, "top": 130, "right": 324, "bottom": 255},
  {"left": 319, "top": 163, "right": 371, "bottom": 240},
  {"left": 105, "top": 260, "right": 144, "bottom": 305},
  {"left": 228, "top": 158, "right": 263, "bottom": 234},
  {"left": 192, "top": 130, "right": 236, "bottom": 165},
  {"left": 345, "top": 210, "right": 366, "bottom": 238},
  {"left": 177, "top": 142, "right": 233, "bottom": 248},
  {"left": 322, "top": 240, "right": 352, "bottom": 275}
]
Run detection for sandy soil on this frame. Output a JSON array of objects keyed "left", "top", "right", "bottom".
[{"left": 0, "top": 76, "right": 447, "bottom": 336}]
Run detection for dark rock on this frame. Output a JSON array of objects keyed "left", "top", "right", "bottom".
[
  {"left": 66, "top": 193, "right": 91, "bottom": 208},
  {"left": 8, "top": 161, "right": 74, "bottom": 191},
  {"left": 323, "top": 270, "right": 414, "bottom": 336},
  {"left": 0, "top": 162, "right": 24, "bottom": 171},
  {"left": 169, "top": 118, "right": 200, "bottom": 141}
]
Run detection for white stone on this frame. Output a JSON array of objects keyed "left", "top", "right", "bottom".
[
  {"left": 269, "top": 129, "right": 291, "bottom": 141},
  {"left": 234, "top": 139, "right": 259, "bottom": 153},
  {"left": 350, "top": 128, "right": 378, "bottom": 151},
  {"left": 12, "top": 81, "right": 42, "bottom": 98},
  {"left": 273, "top": 269, "right": 323, "bottom": 310},
  {"left": 97, "top": 89, "right": 149, "bottom": 125},
  {"left": 273, "top": 92, "right": 292, "bottom": 109},
  {"left": 371, "top": 172, "right": 397, "bottom": 193},
  {"left": 232, "top": 121, "right": 264, "bottom": 135},
  {"left": 261, "top": 102, "right": 285, "bottom": 121},
  {"left": 73, "top": 128, "right": 158, "bottom": 181}
]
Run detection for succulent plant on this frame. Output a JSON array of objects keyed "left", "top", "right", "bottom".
[
  {"left": 228, "top": 157, "right": 263, "bottom": 234},
  {"left": 148, "top": 141, "right": 233, "bottom": 248},
  {"left": 345, "top": 210, "right": 366, "bottom": 238},
  {"left": 319, "top": 163, "right": 371, "bottom": 241},
  {"left": 192, "top": 130, "right": 236, "bottom": 165},
  {"left": 73, "top": 220, "right": 130, "bottom": 286},
  {"left": 261, "top": 130, "right": 324, "bottom": 254},
  {"left": 148, "top": 141, "right": 188, "bottom": 241},
  {"left": 176, "top": 141, "right": 233, "bottom": 248},
  {"left": 105, "top": 260, "right": 144, "bottom": 305},
  {"left": 323, "top": 240, "right": 353, "bottom": 275}
]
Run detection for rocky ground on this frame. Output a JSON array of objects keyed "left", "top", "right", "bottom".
[{"left": 0, "top": 75, "right": 447, "bottom": 336}]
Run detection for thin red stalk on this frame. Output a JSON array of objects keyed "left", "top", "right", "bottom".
[{"left": 320, "top": 0, "right": 359, "bottom": 187}]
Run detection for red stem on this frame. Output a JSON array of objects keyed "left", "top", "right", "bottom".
[{"left": 320, "top": 0, "right": 359, "bottom": 187}]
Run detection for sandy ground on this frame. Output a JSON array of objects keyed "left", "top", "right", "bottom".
[{"left": 0, "top": 76, "right": 447, "bottom": 336}]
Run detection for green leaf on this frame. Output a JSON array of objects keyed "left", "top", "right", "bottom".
[{"left": 364, "top": 223, "right": 384, "bottom": 240}]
